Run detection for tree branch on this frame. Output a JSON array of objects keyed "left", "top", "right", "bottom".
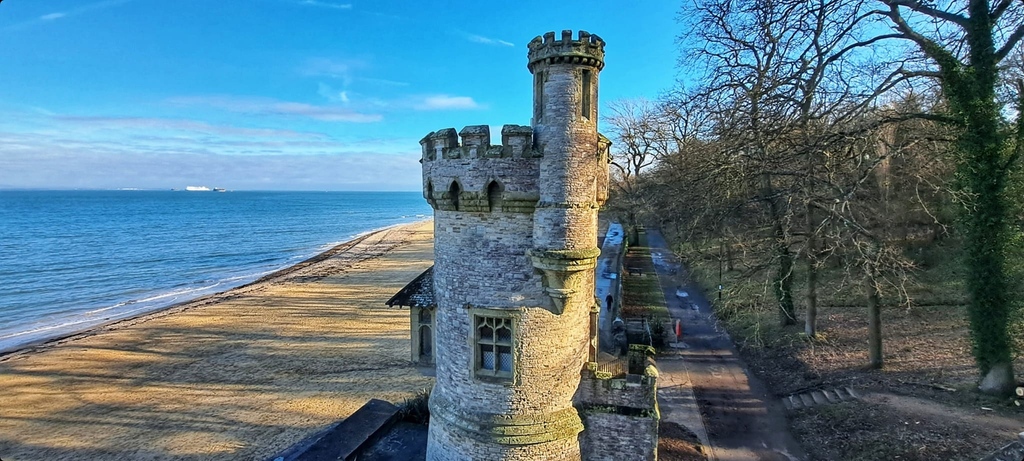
[
  {"left": 995, "top": 23, "right": 1024, "bottom": 62},
  {"left": 990, "top": 0, "right": 1014, "bottom": 20},
  {"left": 881, "top": 1, "right": 964, "bottom": 70},
  {"left": 1002, "top": 78, "right": 1024, "bottom": 173},
  {"left": 886, "top": 0, "right": 971, "bottom": 27}
]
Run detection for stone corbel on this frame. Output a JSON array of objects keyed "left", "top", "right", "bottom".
[{"left": 527, "top": 247, "right": 600, "bottom": 314}]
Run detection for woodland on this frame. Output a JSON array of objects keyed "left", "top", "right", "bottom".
[{"left": 606, "top": 2, "right": 1024, "bottom": 457}]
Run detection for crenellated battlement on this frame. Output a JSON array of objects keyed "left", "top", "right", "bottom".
[
  {"left": 420, "top": 124, "right": 540, "bottom": 162},
  {"left": 527, "top": 30, "right": 605, "bottom": 72},
  {"left": 421, "top": 125, "right": 542, "bottom": 213}
]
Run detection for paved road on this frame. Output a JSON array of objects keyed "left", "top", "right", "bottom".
[
  {"left": 648, "top": 230, "right": 806, "bottom": 461},
  {"left": 596, "top": 223, "right": 624, "bottom": 336}
]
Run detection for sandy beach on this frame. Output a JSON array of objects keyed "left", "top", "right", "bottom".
[{"left": 0, "top": 220, "right": 435, "bottom": 461}]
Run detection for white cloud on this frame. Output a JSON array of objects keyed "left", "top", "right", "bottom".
[
  {"left": 0, "top": 111, "right": 422, "bottom": 190},
  {"left": 466, "top": 34, "right": 515, "bottom": 47},
  {"left": 0, "top": 147, "right": 422, "bottom": 191},
  {"left": 317, "top": 82, "right": 351, "bottom": 103},
  {"left": 357, "top": 77, "right": 410, "bottom": 87},
  {"left": 6, "top": 0, "right": 133, "bottom": 29},
  {"left": 298, "top": 1, "right": 353, "bottom": 10},
  {"left": 168, "top": 95, "right": 382, "bottom": 123},
  {"left": 299, "top": 58, "right": 370, "bottom": 88},
  {"left": 55, "top": 116, "right": 328, "bottom": 139},
  {"left": 414, "top": 95, "right": 481, "bottom": 111}
]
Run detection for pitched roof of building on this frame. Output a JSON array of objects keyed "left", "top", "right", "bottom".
[{"left": 385, "top": 266, "right": 435, "bottom": 308}]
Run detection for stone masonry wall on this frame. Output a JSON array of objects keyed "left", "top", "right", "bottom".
[
  {"left": 429, "top": 208, "right": 591, "bottom": 457},
  {"left": 425, "top": 30, "right": 610, "bottom": 461},
  {"left": 574, "top": 369, "right": 659, "bottom": 461},
  {"left": 422, "top": 125, "right": 541, "bottom": 214},
  {"left": 579, "top": 412, "right": 658, "bottom": 461},
  {"left": 428, "top": 420, "right": 581, "bottom": 461},
  {"left": 575, "top": 372, "right": 657, "bottom": 410}
]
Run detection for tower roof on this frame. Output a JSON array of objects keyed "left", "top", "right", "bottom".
[{"left": 527, "top": 30, "right": 605, "bottom": 72}]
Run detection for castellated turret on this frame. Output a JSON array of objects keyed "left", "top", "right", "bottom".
[{"left": 422, "top": 30, "right": 609, "bottom": 461}]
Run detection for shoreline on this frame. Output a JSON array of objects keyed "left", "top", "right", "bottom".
[
  {"left": 0, "top": 218, "right": 437, "bottom": 460},
  {"left": 0, "top": 219, "right": 431, "bottom": 361}
]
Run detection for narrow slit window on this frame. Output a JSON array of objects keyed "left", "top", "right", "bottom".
[
  {"left": 581, "top": 69, "right": 592, "bottom": 120},
  {"left": 534, "top": 71, "right": 544, "bottom": 123}
]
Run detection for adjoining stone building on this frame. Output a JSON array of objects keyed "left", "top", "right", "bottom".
[{"left": 387, "top": 30, "right": 659, "bottom": 461}]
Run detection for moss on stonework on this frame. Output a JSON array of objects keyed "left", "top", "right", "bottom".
[
  {"left": 629, "top": 344, "right": 656, "bottom": 355},
  {"left": 529, "top": 247, "right": 601, "bottom": 262},
  {"left": 536, "top": 201, "right": 600, "bottom": 209},
  {"left": 577, "top": 403, "right": 660, "bottom": 419},
  {"left": 430, "top": 395, "right": 585, "bottom": 446}
]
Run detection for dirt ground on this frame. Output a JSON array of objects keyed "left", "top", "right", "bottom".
[
  {"left": 658, "top": 422, "right": 706, "bottom": 461},
  {"left": 702, "top": 275, "right": 1024, "bottom": 461},
  {"left": 0, "top": 221, "right": 436, "bottom": 461},
  {"left": 736, "top": 303, "right": 1024, "bottom": 461}
]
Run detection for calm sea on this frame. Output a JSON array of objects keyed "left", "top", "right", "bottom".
[{"left": 0, "top": 190, "right": 431, "bottom": 353}]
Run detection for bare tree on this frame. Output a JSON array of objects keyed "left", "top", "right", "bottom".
[
  {"left": 605, "top": 99, "right": 665, "bottom": 242},
  {"left": 679, "top": 0, "right": 914, "bottom": 334}
]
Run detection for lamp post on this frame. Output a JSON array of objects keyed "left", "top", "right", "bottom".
[{"left": 718, "top": 242, "right": 723, "bottom": 305}]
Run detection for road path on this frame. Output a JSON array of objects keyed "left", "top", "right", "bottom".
[{"left": 647, "top": 229, "right": 806, "bottom": 461}]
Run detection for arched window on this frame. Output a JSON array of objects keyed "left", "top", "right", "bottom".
[
  {"left": 419, "top": 325, "right": 432, "bottom": 358},
  {"left": 449, "top": 181, "right": 461, "bottom": 211},
  {"left": 426, "top": 180, "right": 434, "bottom": 204},
  {"left": 487, "top": 180, "right": 502, "bottom": 212}
]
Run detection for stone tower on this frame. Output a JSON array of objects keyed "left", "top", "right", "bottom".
[{"left": 419, "top": 30, "right": 608, "bottom": 461}]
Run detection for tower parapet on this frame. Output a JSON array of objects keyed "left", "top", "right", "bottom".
[
  {"left": 420, "top": 125, "right": 539, "bottom": 161},
  {"left": 527, "top": 30, "right": 605, "bottom": 72},
  {"left": 421, "top": 124, "right": 541, "bottom": 213}
]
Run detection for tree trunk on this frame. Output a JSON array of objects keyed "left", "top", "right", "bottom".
[
  {"left": 725, "top": 239, "right": 734, "bottom": 272},
  {"left": 762, "top": 174, "right": 796, "bottom": 326},
  {"left": 952, "top": 73, "right": 1016, "bottom": 395},
  {"left": 942, "top": 1, "right": 1016, "bottom": 395},
  {"left": 774, "top": 222, "right": 796, "bottom": 326},
  {"left": 864, "top": 265, "right": 883, "bottom": 369},
  {"left": 978, "top": 362, "right": 1015, "bottom": 395},
  {"left": 804, "top": 204, "right": 818, "bottom": 338}
]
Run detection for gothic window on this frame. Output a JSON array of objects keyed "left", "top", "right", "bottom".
[
  {"left": 419, "top": 325, "right": 432, "bottom": 358},
  {"left": 487, "top": 180, "right": 502, "bottom": 212},
  {"left": 449, "top": 181, "right": 461, "bottom": 211},
  {"left": 475, "top": 315, "right": 513, "bottom": 380}
]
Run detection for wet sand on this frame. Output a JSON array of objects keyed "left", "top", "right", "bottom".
[{"left": 0, "top": 220, "right": 435, "bottom": 461}]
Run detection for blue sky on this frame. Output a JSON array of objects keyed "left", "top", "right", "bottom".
[{"left": 0, "top": 0, "right": 682, "bottom": 191}]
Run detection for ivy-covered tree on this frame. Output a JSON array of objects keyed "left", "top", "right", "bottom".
[{"left": 879, "top": 0, "right": 1024, "bottom": 394}]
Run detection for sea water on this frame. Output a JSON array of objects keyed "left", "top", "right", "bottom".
[{"left": 0, "top": 190, "right": 431, "bottom": 353}]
